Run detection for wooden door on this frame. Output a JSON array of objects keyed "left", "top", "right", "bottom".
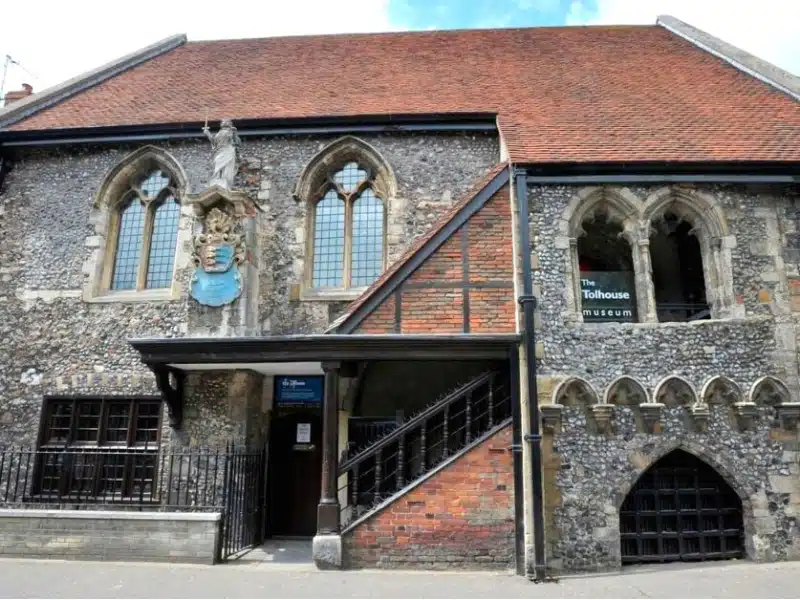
[{"left": 268, "top": 410, "right": 323, "bottom": 537}]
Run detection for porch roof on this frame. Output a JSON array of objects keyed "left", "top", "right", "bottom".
[{"left": 128, "top": 334, "right": 520, "bottom": 368}]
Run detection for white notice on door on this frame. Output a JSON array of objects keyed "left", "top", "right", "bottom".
[{"left": 296, "top": 423, "right": 311, "bottom": 443}]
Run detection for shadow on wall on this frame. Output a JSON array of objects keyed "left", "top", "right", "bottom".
[{"left": 355, "top": 360, "right": 499, "bottom": 418}]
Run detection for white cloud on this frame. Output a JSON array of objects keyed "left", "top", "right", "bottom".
[
  {"left": 1, "top": 0, "right": 395, "bottom": 94},
  {"left": 566, "top": 0, "right": 800, "bottom": 75},
  {"left": 517, "top": 0, "right": 563, "bottom": 11}
]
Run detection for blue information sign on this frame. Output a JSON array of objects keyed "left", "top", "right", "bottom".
[{"left": 275, "top": 376, "right": 324, "bottom": 407}]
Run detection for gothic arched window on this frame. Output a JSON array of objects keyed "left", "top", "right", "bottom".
[
  {"left": 311, "top": 161, "right": 385, "bottom": 289},
  {"left": 109, "top": 170, "right": 181, "bottom": 291}
]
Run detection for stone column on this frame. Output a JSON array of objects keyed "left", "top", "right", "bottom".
[
  {"left": 313, "top": 361, "right": 342, "bottom": 569},
  {"left": 567, "top": 238, "right": 583, "bottom": 322},
  {"left": 633, "top": 233, "right": 658, "bottom": 323}
]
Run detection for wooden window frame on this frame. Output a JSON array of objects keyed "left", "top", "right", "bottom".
[
  {"left": 307, "top": 166, "right": 387, "bottom": 291},
  {"left": 35, "top": 397, "right": 163, "bottom": 500}
]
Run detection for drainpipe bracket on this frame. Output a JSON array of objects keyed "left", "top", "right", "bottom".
[
  {"left": 518, "top": 294, "right": 538, "bottom": 308},
  {"left": 523, "top": 433, "right": 541, "bottom": 443}
]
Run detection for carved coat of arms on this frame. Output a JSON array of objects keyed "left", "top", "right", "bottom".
[{"left": 190, "top": 208, "right": 246, "bottom": 307}]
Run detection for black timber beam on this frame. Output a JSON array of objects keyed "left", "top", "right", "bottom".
[{"left": 129, "top": 334, "right": 520, "bottom": 366}]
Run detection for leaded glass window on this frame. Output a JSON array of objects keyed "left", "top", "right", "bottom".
[
  {"left": 109, "top": 169, "right": 181, "bottom": 292},
  {"left": 310, "top": 162, "right": 385, "bottom": 289},
  {"left": 351, "top": 189, "right": 384, "bottom": 286},
  {"left": 312, "top": 191, "right": 346, "bottom": 287}
]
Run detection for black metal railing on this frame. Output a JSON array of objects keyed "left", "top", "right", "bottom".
[
  {"left": 220, "top": 445, "right": 267, "bottom": 560},
  {"left": 337, "top": 370, "right": 511, "bottom": 527},
  {"left": 656, "top": 302, "right": 711, "bottom": 322},
  {"left": 0, "top": 443, "right": 267, "bottom": 560},
  {"left": 347, "top": 417, "right": 401, "bottom": 453}
]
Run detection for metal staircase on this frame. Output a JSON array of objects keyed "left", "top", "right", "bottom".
[{"left": 337, "top": 369, "right": 512, "bottom": 529}]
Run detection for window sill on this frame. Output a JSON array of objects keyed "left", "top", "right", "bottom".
[
  {"left": 86, "top": 288, "right": 179, "bottom": 304},
  {"left": 572, "top": 315, "right": 763, "bottom": 329},
  {"left": 299, "top": 287, "right": 368, "bottom": 303}
]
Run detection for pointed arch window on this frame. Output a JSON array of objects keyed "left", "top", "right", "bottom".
[
  {"left": 108, "top": 170, "right": 181, "bottom": 292},
  {"left": 311, "top": 161, "right": 385, "bottom": 289}
]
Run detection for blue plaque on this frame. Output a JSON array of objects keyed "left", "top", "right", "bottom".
[
  {"left": 275, "top": 376, "right": 324, "bottom": 407},
  {"left": 189, "top": 207, "right": 246, "bottom": 308},
  {"left": 190, "top": 243, "right": 242, "bottom": 307}
]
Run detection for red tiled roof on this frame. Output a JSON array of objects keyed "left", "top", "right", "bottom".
[
  {"left": 5, "top": 25, "right": 800, "bottom": 163},
  {"left": 332, "top": 164, "right": 508, "bottom": 332}
]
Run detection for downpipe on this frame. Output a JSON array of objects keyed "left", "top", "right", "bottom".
[
  {"left": 0, "top": 154, "right": 11, "bottom": 196},
  {"left": 514, "top": 168, "right": 548, "bottom": 582}
]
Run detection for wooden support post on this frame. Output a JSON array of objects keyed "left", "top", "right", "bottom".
[{"left": 317, "top": 361, "right": 341, "bottom": 535}]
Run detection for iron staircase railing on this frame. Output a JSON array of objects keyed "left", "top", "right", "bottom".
[{"left": 337, "top": 369, "right": 512, "bottom": 528}]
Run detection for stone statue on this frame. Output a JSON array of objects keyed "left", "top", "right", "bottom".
[{"left": 202, "top": 119, "right": 241, "bottom": 190}]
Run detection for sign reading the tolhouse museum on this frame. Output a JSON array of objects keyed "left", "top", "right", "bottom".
[
  {"left": 275, "top": 376, "right": 324, "bottom": 408},
  {"left": 580, "top": 271, "right": 635, "bottom": 322}
]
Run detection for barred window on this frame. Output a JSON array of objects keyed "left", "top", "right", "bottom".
[
  {"left": 311, "top": 162, "right": 385, "bottom": 289},
  {"left": 36, "top": 398, "right": 161, "bottom": 499},
  {"left": 109, "top": 170, "right": 181, "bottom": 292}
]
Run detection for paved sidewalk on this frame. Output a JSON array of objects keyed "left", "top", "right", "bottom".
[{"left": 0, "top": 557, "right": 798, "bottom": 598}]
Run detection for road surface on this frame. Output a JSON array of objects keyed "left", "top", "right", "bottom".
[{"left": 0, "top": 557, "right": 797, "bottom": 598}]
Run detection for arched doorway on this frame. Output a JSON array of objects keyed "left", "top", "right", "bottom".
[{"left": 620, "top": 450, "right": 744, "bottom": 564}]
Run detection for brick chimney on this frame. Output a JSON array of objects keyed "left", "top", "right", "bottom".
[{"left": 3, "top": 83, "right": 33, "bottom": 107}]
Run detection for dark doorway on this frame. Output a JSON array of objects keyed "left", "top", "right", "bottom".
[
  {"left": 650, "top": 212, "right": 710, "bottom": 322},
  {"left": 620, "top": 450, "right": 744, "bottom": 565},
  {"left": 267, "top": 408, "right": 323, "bottom": 537}
]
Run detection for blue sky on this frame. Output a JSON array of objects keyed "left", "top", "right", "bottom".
[
  {"left": 390, "top": 0, "right": 574, "bottom": 30},
  {"left": 1, "top": 0, "right": 797, "bottom": 97}
]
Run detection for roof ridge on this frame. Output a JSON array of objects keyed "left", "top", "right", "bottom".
[
  {"left": 657, "top": 15, "right": 799, "bottom": 101},
  {"left": 182, "top": 23, "right": 657, "bottom": 45},
  {"left": 0, "top": 34, "right": 187, "bottom": 130},
  {"left": 329, "top": 164, "right": 510, "bottom": 334}
]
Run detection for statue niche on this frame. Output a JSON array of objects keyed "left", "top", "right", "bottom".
[
  {"left": 203, "top": 118, "right": 241, "bottom": 190},
  {"left": 184, "top": 119, "right": 259, "bottom": 308}
]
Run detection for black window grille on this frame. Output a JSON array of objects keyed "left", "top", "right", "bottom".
[{"left": 36, "top": 398, "right": 162, "bottom": 499}]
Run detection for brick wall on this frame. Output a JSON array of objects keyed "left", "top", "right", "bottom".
[
  {"left": 0, "top": 510, "right": 221, "bottom": 564},
  {"left": 343, "top": 425, "right": 515, "bottom": 570},
  {"left": 356, "top": 185, "right": 515, "bottom": 334}
]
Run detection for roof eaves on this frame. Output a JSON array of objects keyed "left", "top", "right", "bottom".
[
  {"left": 657, "top": 15, "right": 799, "bottom": 101},
  {"left": 331, "top": 165, "right": 510, "bottom": 334},
  {"left": 0, "top": 34, "right": 188, "bottom": 130}
]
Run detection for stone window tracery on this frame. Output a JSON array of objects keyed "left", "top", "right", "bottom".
[
  {"left": 85, "top": 146, "right": 189, "bottom": 303},
  {"left": 296, "top": 138, "right": 395, "bottom": 296},
  {"left": 108, "top": 170, "right": 181, "bottom": 292},
  {"left": 310, "top": 161, "right": 385, "bottom": 289},
  {"left": 558, "top": 186, "right": 736, "bottom": 324}
]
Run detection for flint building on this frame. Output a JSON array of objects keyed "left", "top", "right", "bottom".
[{"left": 0, "top": 15, "right": 799, "bottom": 577}]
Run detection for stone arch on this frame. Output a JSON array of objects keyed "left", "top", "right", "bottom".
[
  {"left": 700, "top": 375, "right": 744, "bottom": 406},
  {"left": 653, "top": 375, "right": 698, "bottom": 408},
  {"left": 552, "top": 376, "right": 600, "bottom": 408},
  {"left": 604, "top": 376, "right": 649, "bottom": 405},
  {"left": 558, "top": 187, "right": 643, "bottom": 323},
  {"left": 643, "top": 186, "right": 735, "bottom": 320},
  {"left": 559, "top": 186, "right": 641, "bottom": 239},
  {"left": 94, "top": 145, "right": 188, "bottom": 209},
  {"left": 614, "top": 441, "right": 755, "bottom": 560},
  {"left": 615, "top": 440, "right": 755, "bottom": 510},
  {"left": 84, "top": 145, "right": 190, "bottom": 301},
  {"left": 642, "top": 186, "right": 728, "bottom": 241},
  {"left": 293, "top": 135, "right": 397, "bottom": 203},
  {"left": 295, "top": 136, "right": 397, "bottom": 292},
  {"left": 750, "top": 376, "right": 791, "bottom": 406}
]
